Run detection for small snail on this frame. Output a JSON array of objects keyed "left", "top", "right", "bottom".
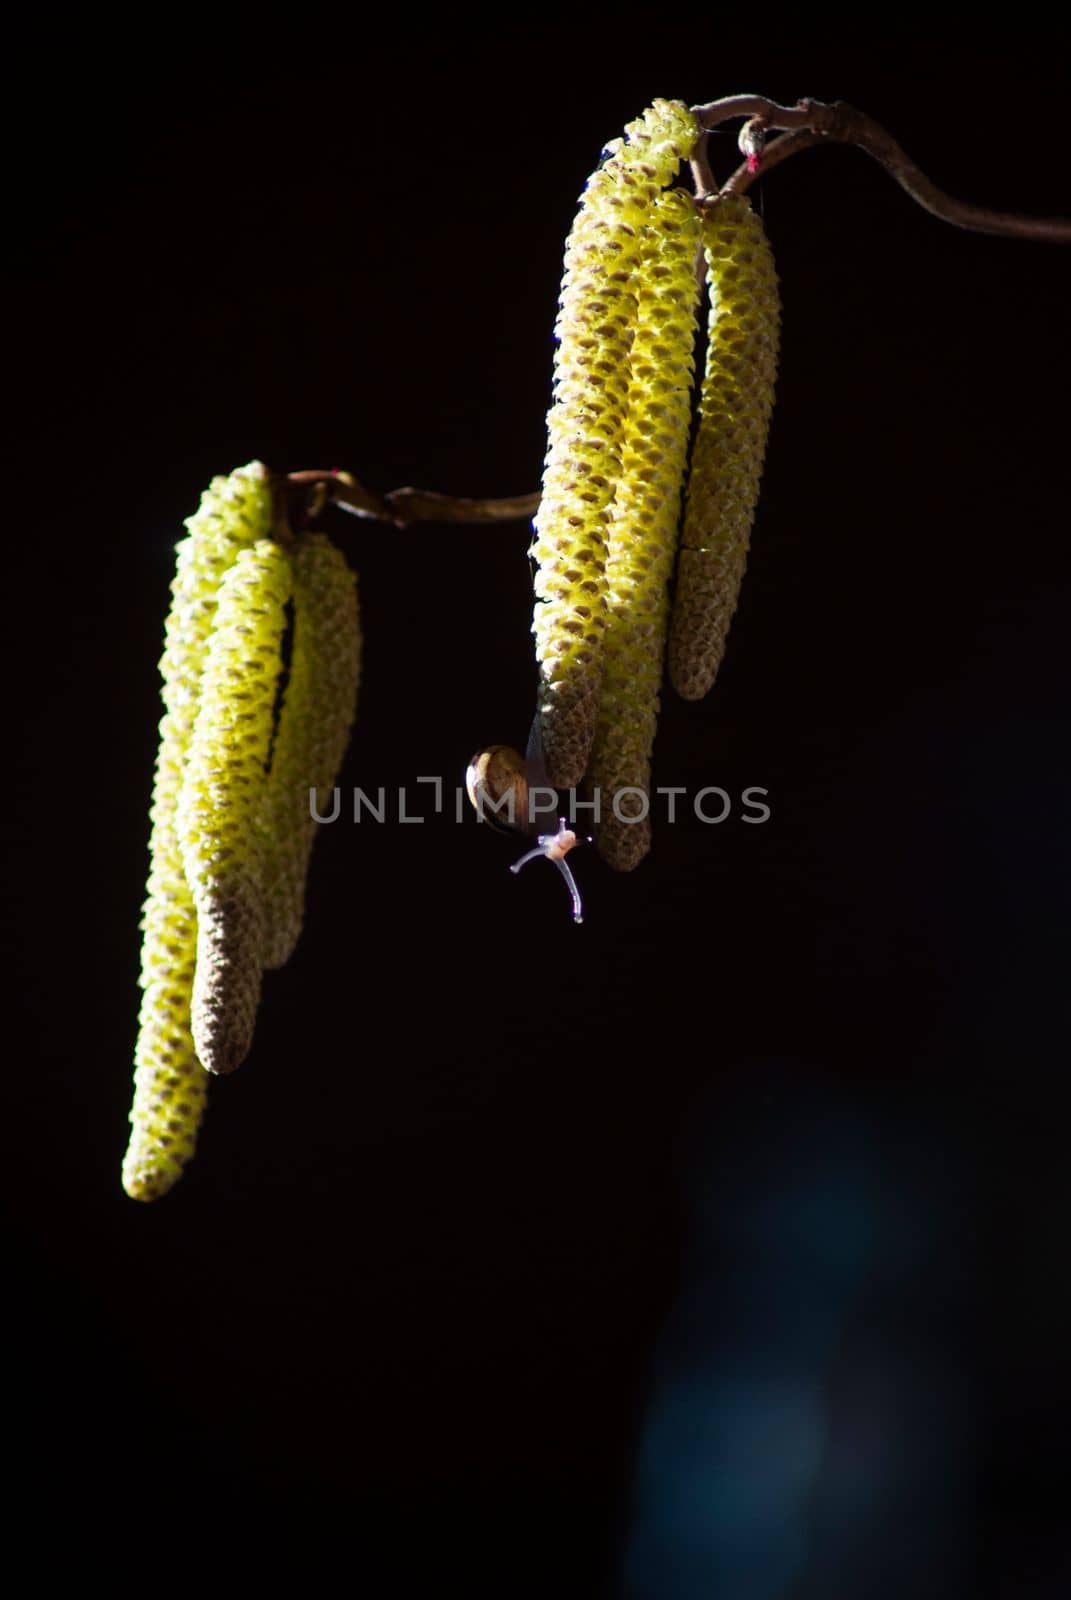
[{"left": 466, "top": 717, "right": 588, "bottom": 924}]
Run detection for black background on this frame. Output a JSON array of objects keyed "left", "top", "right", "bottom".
[{"left": 7, "top": 13, "right": 1070, "bottom": 1596}]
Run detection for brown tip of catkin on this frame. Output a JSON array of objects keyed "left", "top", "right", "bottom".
[
  {"left": 539, "top": 681, "right": 602, "bottom": 791},
  {"left": 190, "top": 881, "right": 264, "bottom": 1075},
  {"left": 596, "top": 810, "right": 652, "bottom": 872},
  {"left": 595, "top": 780, "right": 653, "bottom": 871}
]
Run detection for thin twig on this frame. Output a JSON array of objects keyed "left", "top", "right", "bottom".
[
  {"left": 688, "top": 130, "right": 717, "bottom": 201},
  {"left": 693, "top": 96, "right": 825, "bottom": 133},
  {"left": 285, "top": 470, "right": 540, "bottom": 528},
  {"left": 286, "top": 469, "right": 391, "bottom": 520},
  {"left": 269, "top": 474, "right": 298, "bottom": 547},
  {"left": 382, "top": 487, "right": 542, "bottom": 525},
  {"left": 694, "top": 96, "right": 1071, "bottom": 242}
]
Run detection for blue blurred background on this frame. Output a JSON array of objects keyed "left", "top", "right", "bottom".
[{"left": 622, "top": 1060, "right": 972, "bottom": 1598}]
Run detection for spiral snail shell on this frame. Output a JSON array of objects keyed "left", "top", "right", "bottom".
[{"left": 465, "top": 744, "right": 529, "bottom": 834}]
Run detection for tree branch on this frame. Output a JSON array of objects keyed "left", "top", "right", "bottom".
[
  {"left": 272, "top": 95, "right": 1066, "bottom": 542},
  {"left": 695, "top": 96, "right": 1071, "bottom": 241},
  {"left": 284, "top": 470, "right": 541, "bottom": 529},
  {"left": 688, "top": 129, "right": 718, "bottom": 201}
]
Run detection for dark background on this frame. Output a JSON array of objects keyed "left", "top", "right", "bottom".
[{"left": 6, "top": 13, "right": 1069, "bottom": 1596}]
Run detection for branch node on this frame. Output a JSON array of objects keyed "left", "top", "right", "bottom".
[{"left": 704, "top": 94, "right": 1071, "bottom": 242}]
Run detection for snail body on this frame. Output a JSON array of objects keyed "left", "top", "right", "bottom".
[{"left": 466, "top": 730, "right": 586, "bottom": 923}]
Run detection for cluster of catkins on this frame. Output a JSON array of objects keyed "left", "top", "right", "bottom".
[
  {"left": 124, "top": 463, "right": 361, "bottom": 1201},
  {"left": 126, "top": 101, "right": 778, "bottom": 1192},
  {"left": 531, "top": 99, "right": 781, "bottom": 869}
]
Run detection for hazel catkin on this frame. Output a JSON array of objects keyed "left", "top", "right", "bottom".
[
  {"left": 588, "top": 188, "right": 701, "bottom": 871},
  {"left": 124, "top": 462, "right": 271, "bottom": 1201},
  {"left": 668, "top": 196, "right": 780, "bottom": 701},
  {"left": 531, "top": 99, "right": 699, "bottom": 789},
  {"left": 260, "top": 534, "right": 361, "bottom": 970},
  {"left": 177, "top": 538, "right": 292, "bottom": 1076}
]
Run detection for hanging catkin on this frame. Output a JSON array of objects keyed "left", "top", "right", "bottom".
[
  {"left": 531, "top": 99, "right": 699, "bottom": 788},
  {"left": 668, "top": 196, "right": 780, "bottom": 700},
  {"left": 124, "top": 462, "right": 270, "bottom": 1201},
  {"left": 177, "top": 539, "right": 292, "bottom": 1076},
  {"left": 589, "top": 188, "right": 701, "bottom": 870},
  {"left": 260, "top": 534, "right": 361, "bottom": 970}
]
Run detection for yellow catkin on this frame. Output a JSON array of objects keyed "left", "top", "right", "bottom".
[
  {"left": 177, "top": 539, "right": 292, "bottom": 1075},
  {"left": 531, "top": 99, "right": 698, "bottom": 788},
  {"left": 124, "top": 462, "right": 271, "bottom": 1201},
  {"left": 668, "top": 196, "right": 780, "bottom": 701},
  {"left": 589, "top": 189, "right": 702, "bottom": 871},
  {"left": 260, "top": 534, "right": 361, "bottom": 970}
]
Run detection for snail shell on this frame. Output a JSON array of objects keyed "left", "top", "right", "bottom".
[{"left": 465, "top": 745, "right": 528, "bottom": 834}]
